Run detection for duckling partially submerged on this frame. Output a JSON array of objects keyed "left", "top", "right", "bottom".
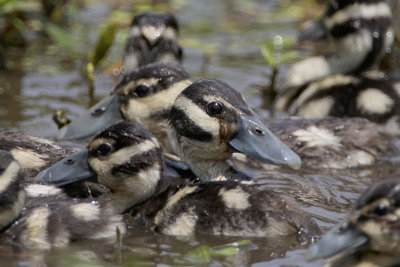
[
  {"left": 37, "top": 122, "right": 320, "bottom": 240},
  {"left": 123, "top": 12, "right": 182, "bottom": 72},
  {"left": 307, "top": 177, "right": 400, "bottom": 267},
  {"left": 0, "top": 149, "right": 125, "bottom": 250},
  {"left": 285, "top": 0, "right": 393, "bottom": 87},
  {"left": 0, "top": 129, "right": 81, "bottom": 180}
]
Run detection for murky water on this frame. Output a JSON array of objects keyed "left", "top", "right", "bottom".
[{"left": 0, "top": 0, "right": 399, "bottom": 266}]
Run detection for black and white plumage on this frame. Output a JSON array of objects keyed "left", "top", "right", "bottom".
[
  {"left": 167, "top": 79, "right": 301, "bottom": 181},
  {"left": 123, "top": 12, "right": 182, "bottom": 72},
  {"left": 57, "top": 62, "right": 192, "bottom": 153},
  {"left": 275, "top": 0, "right": 400, "bottom": 137},
  {"left": 37, "top": 122, "right": 320, "bottom": 240},
  {"left": 284, "top": 0, "right": 393, "bottom": 87},
  {"left": 0, "top": 129, "right": 81, "bottom": 180},
  {"left": 234, "top": 116, "right": 395, "bottom": 170},
  {"left": 0, "top": 149, "right": 126, "bottom": 250},
  {"left": 307, "top": 177, "right": 400, "bottom": 266}
]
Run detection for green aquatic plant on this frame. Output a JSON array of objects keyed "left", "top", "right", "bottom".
[
  {"left": 260, "top": 35, "right": 298, "bottom": 107},
  {"left": 183, "top": 240, "right": 253, "bottom": 264}
]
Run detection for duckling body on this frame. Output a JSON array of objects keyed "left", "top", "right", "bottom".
[
  {"left": 123, "top": 12, "right": 182, "bottom": 72},
  {"left": 275, "top": 0, "right": 400, "bottom": 136},
  {"left": 0, "top": 150, "right": 125, "bottom": 250},
  {"left": 307, "top": 177, "right": 400, "bottom": 266},
  {"left": 37, "top": 122, "right": 320, "bottom": 240},
  {"left": 0, "top": 129, "right": 81, "bottom": 180}
]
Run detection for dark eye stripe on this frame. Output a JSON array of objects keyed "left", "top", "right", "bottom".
[{"left": 169, "top": 107, "right": 212, "bottom": 142}]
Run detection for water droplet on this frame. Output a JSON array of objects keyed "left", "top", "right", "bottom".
[
  {"left": 372, "top": 31, "right": 379, "bottom": 38},
  {"left": 386, "top": 47, "right": 391, "bottom": 54},
  {"left": 113, "top": 68, "right": 120, "bottom": 76},
  {"left": 273, "top": 35, "right": 282, "bottom": 49}
]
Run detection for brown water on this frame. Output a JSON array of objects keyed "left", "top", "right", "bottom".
[{"left": 0, "top": 0, "right": 399, "bottom": 266}]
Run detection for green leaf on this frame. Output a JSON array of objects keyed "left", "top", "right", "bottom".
[
  {"left": 183, "top": 245, "right": 212, "bottom": 264},
  {"left": 45, "top": 22, "right": 76, "bottom": 51},
  {"left": 260, "top": 44, "right": 275, "bottom": 66},
  {"left": 280, "top": 50, "right": 299, "bottom": 64},
  {"left": 91, "top": 19, "right": 118, "bottom": 67}
]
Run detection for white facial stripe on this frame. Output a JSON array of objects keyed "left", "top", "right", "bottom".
[
  {"left": 21, "top": 207, "right": 51, "bottom": 249},
  {"left": 162, "top": 27, "right": 178, "bottom": 40},
  {"left": 10, "top": 148, "right": 47, "bottom": 171},
  {"left": 0, "top": 161, "right": 20, "bottom": 194},
  {"left": 163, "top": 208, "right": 197, "bottom": 236},
  {"left": 121, "top": 78, "right": 159, "bottom": 96},
  {"left": 218, "top": 187, "right": 250, "bottom": 210},
  {"left": 297, "top": 96, "right": 334, "bottom": 119},
  {"left": 174, "top": 96, "right": 220, "bottom": 136},
  {"left": 89, "top": 139, "right": 157, "bottom": 178},
  {"left": 325, "top": 2, "right": 392, "bottom": 29},
  {"left": 0, "top": 189, "right": 24, "bottom": 230},
  {"left": 356, "top": 88, "right": 394, "bottom": 114},
  {"left": 70, "top": 203, "right": 100, "bottom": 222},
  {"left": 124, "top": 79, "right": 192, "bottom": 123},
  {"left": 293, "top": 125, "right": 342, "bottom": 150},
  {"left": 202, "top": 95, "right": 245, "bottom": 115},
  {"left": 88, "top": 138, "right": 115, "bottom": 151},
  {"left": 154, "top": 185, "right": 198, "bottom": 225},
  {"left": 25, "top": 184, "right": 62, "bottom": 198}
]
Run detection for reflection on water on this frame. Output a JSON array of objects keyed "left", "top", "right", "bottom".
[{"left": 0, "top": 0, "right": 399, "bottom": 266}]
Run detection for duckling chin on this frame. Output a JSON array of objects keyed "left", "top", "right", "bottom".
[
  {"left": 307, "top": 177, "right": 400, "bottom": 267},
  {"left": 123, "top": 12, "right": 182, "bottom": 72},
  {"left": 284, "top": 0, "right": 393, "bottom": 88},
  {"left": 37, "top": 122, "right": 320, "bottom": 240},
  {"left": 0, "top": 149, "right": 125, "bottom": 250}
]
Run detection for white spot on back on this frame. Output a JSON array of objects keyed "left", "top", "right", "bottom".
[
  {"left": 25, "top": 184, "right": 62, "bottom": 198},
  {"left": 163, "top": 208, "right": 197, "bottom": 236},
  {"left": 70, "top": 203, "right": 100, "bottom": 222},
  {"left": 21, "top": 207, "right": 51, "bottom": 249},
  {"left": 154, "top": 185, "right": 198, "bottom": 225},
  {"left": 297, "top": 96, "right": 334, "bottom": 118},
  {"left": 218, "top": 187, "right": 250, "bottom": 210},
  {"left": 357, "top": 88, "right": 394, "bottom": 114},
  {"left": 10, "top": 148, "right": 47, "bottom": 171},
  {"left": 91, "top": 215, "right": 126, "bottom": 240},
  {"left": 293, "top": 126, "right": 342, "bottom": 150}
]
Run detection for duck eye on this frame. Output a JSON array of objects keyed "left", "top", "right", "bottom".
[
  {"left": 97, "top": 143, "right": 112, "bottom": 156},
  {"left": 374, "top": 203, "right": 387, "bottom": 216},
  {"left": 134, "top": 85, "right": 150, "bottom": 97},
  {"left": 206, "top": 102, "right": 223, "bottom": 116}
]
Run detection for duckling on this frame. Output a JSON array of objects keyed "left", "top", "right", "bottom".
[
  {"left": 306, "top": 177, "right": 400, "bottom": 267},
  {"left": 284, "top": 0, "right": 393, "bottom": 88},
  {"left": 57, "top": 62, "right": 192, "bottom": 153},
  {"left": 36, "top": 122, "right": 320, "bottom": 240},
  {"left": 275, "top": 0, "right": 400, "bottom": 136},
  {"left": 0, "top": 149, "right": 125, "bottom": 250},
  {"left": 123, "top": 12, "right": 182, "bottom": 72},
  {"left": 0, "top": 129, "right": 81, "bottom": 180}
]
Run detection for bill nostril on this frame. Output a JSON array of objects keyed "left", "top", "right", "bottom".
[
  {"left": 91, "top": 107, "right": 106, "bottom": 115},
  {"left": 65, "top": 159, "right": 75, "bottom": 165},
  {"left": 252, "top": 128, "right": 265, "bottom": 136}
]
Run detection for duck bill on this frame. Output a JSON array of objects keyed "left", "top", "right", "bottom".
[
  {"left": 35, "top": 150, "right": 96, "bottom": 187},
  {"left": 306, "top": 222, "right": 369, "bottom": 261},
  {"left": 228, "top": 114, "right": 301, "bottom": 170},
  {"left": 56, "top": 95, "right": 124, "bottom": 141},
  {"left": 298, "top": 20, "right": 327, "bottom": 42}
]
